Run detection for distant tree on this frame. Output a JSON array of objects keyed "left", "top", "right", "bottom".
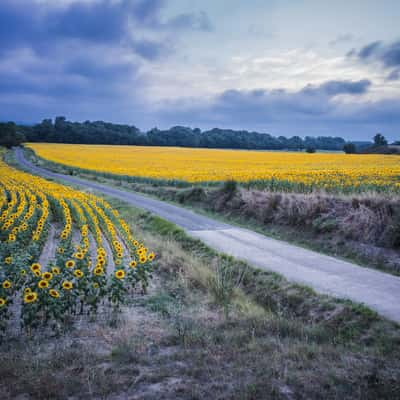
[
  {"left": 343, "top": 143, "right": 357, "bottom": 154},
  {"left": 305, "top": 146, "right": 316, "bottom": 153},
  {"left": 393, "top": 140, "right": 400, "bottom": 145},
  {"left": 0, "top": 122, "right": 25, "bottom": 148},
  {"left": 374, "top": 133, "right": 388, "bottom": 146}
]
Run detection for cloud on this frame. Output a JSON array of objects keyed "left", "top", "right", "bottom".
[
  {"left": 351, "top": 39, "right": 400, "bottom": 68},
  {"left": 154, "top": 79, "right": 400, "bottom": 140},
  {"left": 0, "top": 0, "right": 213, "bottom": 124}
]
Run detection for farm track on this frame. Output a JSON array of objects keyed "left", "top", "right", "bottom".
[{"left": 14, "top": 148, "right": 400, "bottom": 323}]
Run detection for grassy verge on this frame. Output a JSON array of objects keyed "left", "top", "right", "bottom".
[
  {"left": 20, "top": 148, "right": 400, "bottom": 276},
  {"left": 2, "top": 156, "right": 400, "bottom": 398}
]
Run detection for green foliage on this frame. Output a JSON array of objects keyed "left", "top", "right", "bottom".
[
  {"left": 0, "top": 122, "right": 25, "bottom": 148},
  {"left": 374, "top": 133, "right": 388, "bottom": 146},
  {"left": 20, "top": 116, "right": 348, "bottom": 151},
  {"left": 343, "top": 142, "right": 357, "bottom": 154}
]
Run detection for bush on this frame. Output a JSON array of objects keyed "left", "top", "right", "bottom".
[
  {"left": 343, "top": 143, "right": 357, "bottom": 154},
  {"left": 306, "top": 146, "right": 316, "bottom": 153}
]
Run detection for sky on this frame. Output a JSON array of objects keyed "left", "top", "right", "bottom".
[{"left": 0, "top": 0, "right": 400, "bottom": 140}]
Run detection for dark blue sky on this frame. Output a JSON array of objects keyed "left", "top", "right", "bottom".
[{"left": 1, "top": 0, "right": 400, "bottom": 140}]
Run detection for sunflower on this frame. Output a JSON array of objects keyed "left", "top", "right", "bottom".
[
  {"left": 62, "top": 281, "right": 73, "bottom": 290},
  {"left": 52, "top": 266, "right": 60, "bottom": 275},
  {"left": 74, "top": 252, "right": 84, "bottom": 260},
  {"left": 30, "top": 263, "right": 41, "bottom": 272},
  {"left": 42, "top": 271, "right": 53, "bottom": 281},
  {"left": 115, "top": 269, "right": 125, "bottom": 280},
  {"left": 0, "top": 298, "right": 6, "bottom": 307},
  {"left": 74, "top": 269, "right": 84, "bottom": 279},
  {"left": 33, "top": 270, "right": 41, "bottom": 277},
  {"left": 58, "top": 247, "right": 65, "bottom": 254},
  {"left": 129, "top": 260, "right": 137, "bottom": 268},
  {"left": 20, "top": 269, "right": 27, "bottom": 276},
  {"left": 38, "top": 280, "right": 49, "bottom": 289},
  {"left": 93, "top": 282, "right": 99, "bottom": 289},
  {"left": 65, "top": 260, "right": 75, "bottom": 269},
  {"left": 24, "top": 287, "right": 32, "bottom": 295},
  {"left": 94, "top": 267, "right": 104, "bottom": 276},
  {"left": 139, "top": 255, "right": 147, "bottom": 264},
  {"left": 49, "top": 289, "right": 60, "bottom": 298},
  {"left": 148, "top": 252, "right": 155, "bottom": 261},
  {"left": 2, "top": 280, "right": 12, "bottom": 289},
  {"left": 24, "top": 292, "right": 38, "bottom": 304},
  {"left": 5, "top": 257, "right": 12, "bottom": 264}
]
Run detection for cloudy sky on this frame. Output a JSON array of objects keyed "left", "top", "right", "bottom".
[{"left": 1, "top": 0, "right": 400, "bottom": 140}]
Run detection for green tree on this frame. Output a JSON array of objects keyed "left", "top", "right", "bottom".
[
  {"left": 343, "top": 143, "right": 357, "bottom": 154},
  {"left": 0, "top": 122, "right": 25, "bottom": 148},
  {"left": 374, "top": 133, "right": 388, "bottom": 146}
]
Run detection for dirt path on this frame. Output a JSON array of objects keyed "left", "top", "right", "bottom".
[
  {"left": 14, "top": 148, "right": 400, "bottom": 323},
  {"left": 38, "top": 224, "right": 58, "bottom": 267}
]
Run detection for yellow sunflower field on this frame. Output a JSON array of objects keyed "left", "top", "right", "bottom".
[
  {"left": 28, "top": 143, "right": 400, "bottom": 193},
  {"left": 0, "top": 156, "right": 154, "bottom": 333}
]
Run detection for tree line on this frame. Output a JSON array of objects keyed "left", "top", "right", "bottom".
[{"left": 2, "top": 117, "right": 391, "bottom": 152}]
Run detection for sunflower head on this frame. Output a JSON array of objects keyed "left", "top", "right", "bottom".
[
  {"left": 52, "top": 267, "right": 60, "bottom": 275},
  {"left": 129, "top": 260, "right": 137, "bottom": 268},
  {"left": 2, "top": 280, "right": 12, "bottom": 289},
  {"left": 20, "top": 269, "right": 27, "bottom": 276},
  {"left": 148, "top": 252, "right": 155, "bottom": 261},
  {"left": 139, "top": 256, "right": 147, "bottom": 264},
  {"left": 0, "top": 298, "right": 6, "bottom": 307},
  {"left": 24, "top": 287, "right": 32, "bottom": 295},
  {"left": 42, "top": 272, "right": 53, "bottom": 281},
  {"left": 24, "top": 292, "right": 38, "bottom": 304},
  {"left": 94, "top": 267, "right": 104, "bottom": 276},
  {"left": 74, "top": 269, "right": 84, "bottom": 279},
  {"left": 38, "top": 280, "right": 49, "bottom": 289},
  {"left": 65, "top": 260, "right": 75, "bottom": 269},
  {"left": 49, "top": 289, "right": 60, "bottom": 298},
  {"left": 62, "top": 281, "right": 73, "bottom": 290},
  {"left": 115, "top": 269, "right": 125, "bottom": 280},
  {"left": 30, "top": 263, "right": 41, "bottom": 272}
]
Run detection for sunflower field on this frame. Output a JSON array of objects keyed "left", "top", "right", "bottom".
[
  {"left": 0, "top": 157, "right": 154, "bottom": 333},
  {"left": 28, "top": 143, "right": 400, "bottom": 193}
]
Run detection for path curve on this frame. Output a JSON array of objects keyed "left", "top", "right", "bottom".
[{"left": 14, "top": 148, "right": 400, "bottom": 323}]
